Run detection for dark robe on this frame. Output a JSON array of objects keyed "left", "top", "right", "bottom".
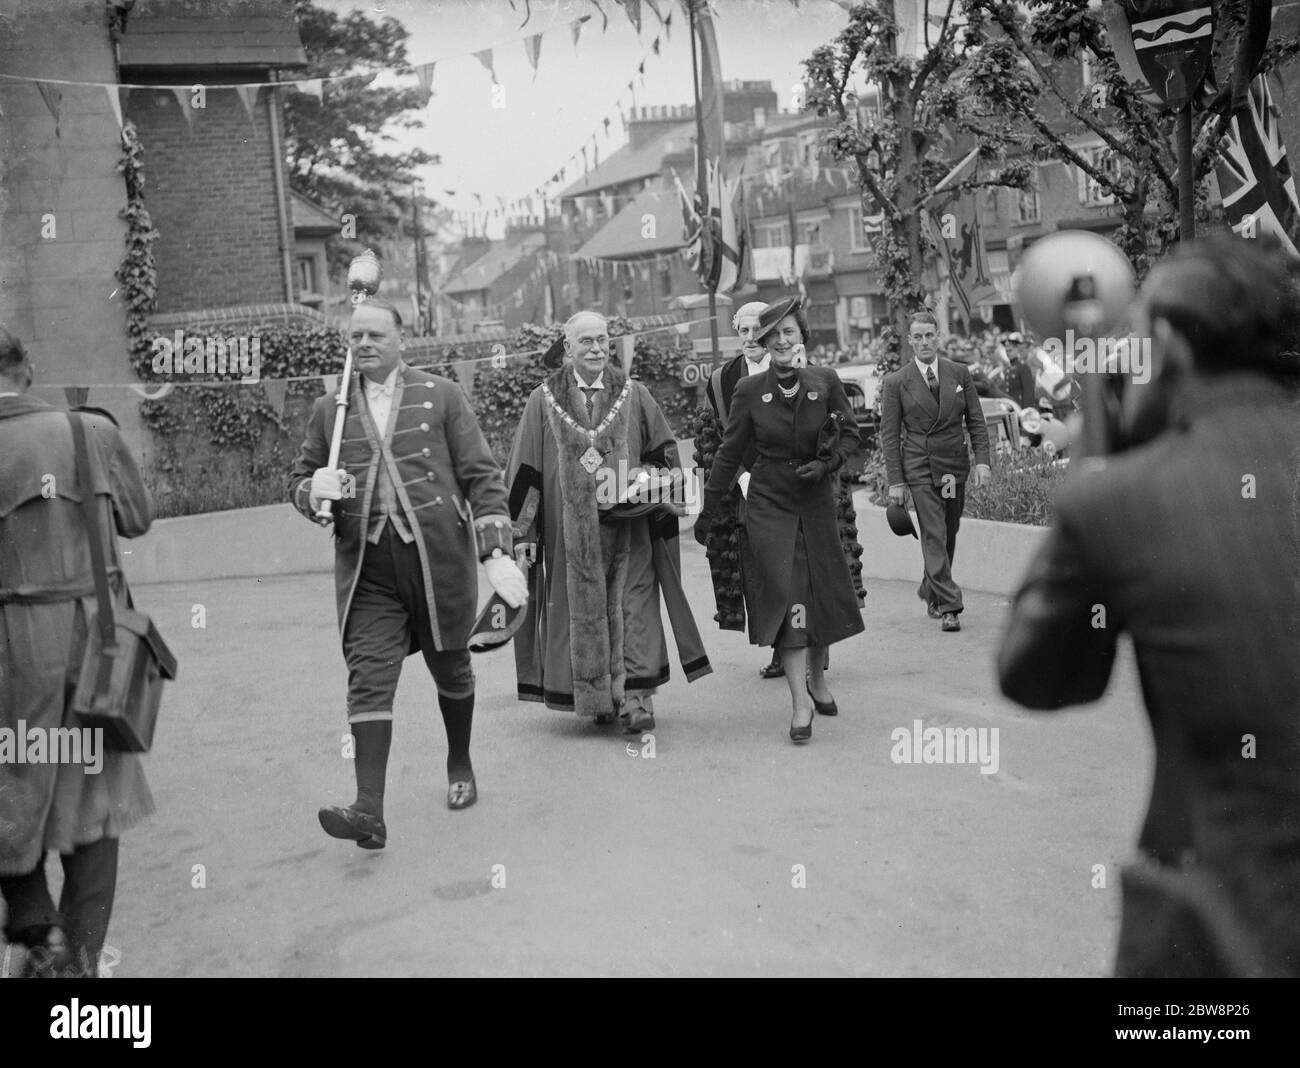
[{"left": 506, "top": 364, "right": 711, "bottom": 716}]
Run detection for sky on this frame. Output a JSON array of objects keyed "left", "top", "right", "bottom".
[{"left": 316, "top": 0, "right": 854, "bottom": 236}]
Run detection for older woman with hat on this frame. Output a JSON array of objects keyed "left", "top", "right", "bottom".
[{"left": 695, "top": 297, "right": 865, "bottom": 743}]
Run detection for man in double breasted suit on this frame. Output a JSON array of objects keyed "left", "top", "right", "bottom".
[
  {"left": 289, "top": 298, "right": 527, "bottom": 849},
  {"left": 998, "top": 235, "right": 1300, "bottom": 976},
  {"left": 879, "top": 310, "right": 991, "bottom": 632}
]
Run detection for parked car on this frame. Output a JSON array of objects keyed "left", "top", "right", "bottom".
[
  {"left": 834, "top": 361, "right": 881, "bottom": 447},
  {"left": 979, "top": 396, "right": 1071, "bottom": 456}
]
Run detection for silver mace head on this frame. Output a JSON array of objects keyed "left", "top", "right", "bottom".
[{"left": 347, "top": 249, "right": 382, "bottom": 305}]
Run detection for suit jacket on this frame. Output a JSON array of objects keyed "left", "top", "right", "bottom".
[
  {"left": 879, "top": 356, "right": 991, "bottom": 488},
  {"left": 288, "top": 362, "right": 512, "bottom": 651},
  {"left": 997, "top": 372, "right": 1300, "bottom": 975},
  {"left": 705, "top": 353, "right": 762, "bottom": 482}
]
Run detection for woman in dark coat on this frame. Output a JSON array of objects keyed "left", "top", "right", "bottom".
[{"left": 695, "top": 297, "right": 865, "bottom": 742}]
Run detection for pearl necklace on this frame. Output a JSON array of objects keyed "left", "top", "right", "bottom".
[{"left": 777, "top": 379, "right": 800, "bottom": 398}]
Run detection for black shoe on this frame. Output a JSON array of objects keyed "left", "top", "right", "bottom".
[
  {"left": 15, "top": 925, "right": 75, "bottom": 977},
  {"left": 807, "top": 684, "right": 838, "bottom": 717},
  {"left": 319, "top": 804, "right": 387, "bottom": 849},
  {"left": 927, "top": 603, "right": 941, "bottom": 619},
  {"left": 941, "top": 613, "right": 961, "bottom": 633},
  {"left": 759, "top": 657, "right": 785, "bottom": 679},
  {"left": 789, "top": 706, "right": 813, "bottom": 743},
  {"left": 447, "top": 777, "right": 477, "bottom": 811}
]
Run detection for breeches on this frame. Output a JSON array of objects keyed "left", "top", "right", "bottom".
[{"left": 343, "top": 526, "right": 474, "bottom": 723}]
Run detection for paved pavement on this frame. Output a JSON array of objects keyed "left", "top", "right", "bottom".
[{"left": 78, "top": 541, "right": 1147, "bottom": 977}]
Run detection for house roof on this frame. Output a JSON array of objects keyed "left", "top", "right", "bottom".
[
  {"left": 559, "top": 122, "right": 694, "bottom": 198},
  {"left": 441, "top": 233, "right": 547, "bottom": 294},
  {"left": 291, "top": 192, "right": 337, "bottom": 236},
  {"left": 572, "top": 188, "right": 685, "bottom": 260},
  {"left": 117, "top": 0, "right": 307, "bottom": 69}
]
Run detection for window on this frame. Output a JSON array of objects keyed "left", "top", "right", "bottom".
[
  {"left": 1077, "top": 145, "right": 1120, "bottom": 206},
  {"left": 848, "top": 205, "right": 869, "bottom": 251},
  {"left": 755, "top": 221, "right": 790, "bottom": 248},
  {"left": 1016, "top": 171, "right": 1041, "bottom": 224},
  {"left": 296, "top": 256, "right": 317, "bottom": 296},
  {"left": 661, "top": 267, "right": 673, "bottom": 299}
]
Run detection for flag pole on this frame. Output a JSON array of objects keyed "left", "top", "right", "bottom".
[{"left": 687, "top": 0, "right": 721, "bottom": 367}]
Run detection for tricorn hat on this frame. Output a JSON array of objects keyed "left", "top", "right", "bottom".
[
  {"left": 754, "top": 296, "right": 803, "bottom": 342},
  {"left": 468, "top": 592, "right": 528, "bottom": 653},
  {"left": 886, "top": 502, "right": 918, "bottom": 539}
]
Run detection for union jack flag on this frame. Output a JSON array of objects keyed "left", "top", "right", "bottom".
[{"left": 1216, "top": 74, "right": 1300, "bottom": 259}]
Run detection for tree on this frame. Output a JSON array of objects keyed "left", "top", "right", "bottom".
[
  {"left": 961, "top": 0, "right": 1300, "bottom": 279},
  {"left": 283, "top": 0, "right": 441, "bottom": 278},
  {"left": 803, "top": 1, "right": 1033, "bottom": 373}
]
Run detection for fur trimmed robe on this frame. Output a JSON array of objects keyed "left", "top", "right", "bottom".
[{"left": 506, "top": 364, "right": 712, "bottom": 716}]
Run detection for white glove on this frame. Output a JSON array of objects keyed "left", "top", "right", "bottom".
[
  {"left": 738, "top": 471, "right": 751, "bottom": 498},
  {"left": 485, "top": 555, "right": 528, "bottom": 609},
  {"left": 309, "top": 467, "right": 346, "bottom": 510}
]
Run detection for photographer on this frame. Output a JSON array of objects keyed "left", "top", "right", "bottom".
[{"left": 997, "top": 236, "right": 1300, "bottom": 976}]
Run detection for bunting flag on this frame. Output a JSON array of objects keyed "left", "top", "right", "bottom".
[
  {"left": 474, "top": 48, "right": 497, "bottom": 83},
  {"left": 1216, "top": 74, "right": 1300, "bottom": 258},
  {"left": 321, "top": 374, "right": 340, "bottom": 398},
  {"left": 589, "top": 0, "right": 609, "bottom": 32},
  {"left": 169, "top": 87, "right": 194, "bottom": 133},
  {"left": 104, "top": 84, "right": 125, "bottom": 130},
  {"left": 652, "top": 35, "right": 661, "bottom": 56},
  {"left": 298, "top": 78, "right": 324, "bottom": 100},
  {"left": 572, "top": 14, "right": 591, "bottom": 48},
  {"left": 523, "top": 34, "right": 543, "bottom": 79},
  {"left": 415, "top": 61, "right": 436, "bottom": 104},
  {"left": 663, "top": 9, "right": 672, "bottom": 40},
  {"left": 63, "top": 386, "right": 90, "bottom": 409},
  {"left": 644, "top": 0, "right": 667, "bottom": 27},
  {"left": 36, "top": 80, "right": 62, "bottom": 137},
  {"left": 617, "top": 0, "right": 642, "bottom": 34},
  {"left": 233, "top": 84, "right": 258, "bottom": 126}
]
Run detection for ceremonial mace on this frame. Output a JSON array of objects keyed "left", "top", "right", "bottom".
[{"left": 316, "top": 249, "right": 383, "bottom": 522}]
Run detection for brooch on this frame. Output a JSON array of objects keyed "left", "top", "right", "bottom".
[
  {"left": 808, "top": 391, "right": 819, "bottom": 400},
  {"left": 761, "top": 393, "right": 772, "bottom": 403}
]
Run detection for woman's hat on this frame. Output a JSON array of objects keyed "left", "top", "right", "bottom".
[{"left": 754, "top": 296, "right": 802, "bottom": 342}]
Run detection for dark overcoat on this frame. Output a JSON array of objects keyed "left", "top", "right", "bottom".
[
  {"left": 998, "top": 373, "right": 1300, "bottom": 977},
  {"left": 0, "top": 397, "right": 154, "bottom": 876},
  {"left": 288, "top": 363, "right": 511, "bottom": 652},
  {"left": 704, "top": 365, "right": 864, "bottom": 647}
]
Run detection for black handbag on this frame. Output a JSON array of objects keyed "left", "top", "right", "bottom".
[
  {"left": 815, "top": 410, "right": 845, "bottom": 467},
  {"left": 67, "top": 413, "right": 177, "bottom": 752}
]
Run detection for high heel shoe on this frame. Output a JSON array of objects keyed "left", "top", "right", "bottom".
[
  {"left": 789, "top": 705, "right": 813, "bottom": 743},
  {"left": 807, "top": 684, "right": 838, "bottom": 717}
]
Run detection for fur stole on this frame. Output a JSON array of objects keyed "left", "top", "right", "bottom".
[{"left": 541, "top": 363, "right": 637, "bottom": 716}]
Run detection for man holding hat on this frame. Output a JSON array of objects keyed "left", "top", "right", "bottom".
[
  {"left": 879, "top": 309, "right": 992, "bottom": 632},
  {"left": 505, "top": 311, "right": 711, "bottom": 733},
  {"left": 289, "top": 297, "right": 527, "bottom": 849}
]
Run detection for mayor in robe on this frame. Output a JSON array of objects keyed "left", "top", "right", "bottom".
[{"left": 505, "top": 311, "right": 711, "bottom": 732}]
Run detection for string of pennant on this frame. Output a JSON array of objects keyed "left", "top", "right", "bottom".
[{"left": 441, "top": 4, "right": 675, "bottom": 232}]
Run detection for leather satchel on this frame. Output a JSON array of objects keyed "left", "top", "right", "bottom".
[{"left": 67, "top": 413, "right": 177, "bottom": 752}]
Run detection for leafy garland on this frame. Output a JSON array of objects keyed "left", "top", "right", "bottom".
[{"left": 115, "top": 118, "right": 159, "bottom": 380}]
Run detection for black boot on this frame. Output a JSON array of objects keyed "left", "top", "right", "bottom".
[
  {"left": 319, "top": 720, "right": 391, "bottom": 849},
  {"left": 759, "top": 650, "right": 785, "bottom": 679}
]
